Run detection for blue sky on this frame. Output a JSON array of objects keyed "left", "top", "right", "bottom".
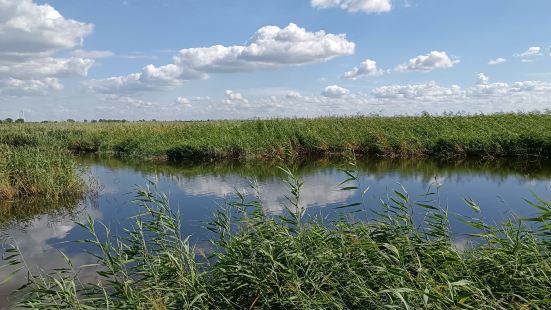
[{"left": 1, "top": 0, "right": 550, "bottom": 120}]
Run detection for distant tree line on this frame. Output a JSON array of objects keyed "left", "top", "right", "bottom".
[{"left": 0, "top": 118, "right": 24, "bottom": 124}]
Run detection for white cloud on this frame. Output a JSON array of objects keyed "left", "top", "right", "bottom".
[
  {"left": 0, "top": 0, "right": 93, "bottom": 57},
  {"left": 488, "top": 57, "right": 506, "bottom": 65},
  {"left": 395, "top": 51, "right": 459, "bottom": 73},
  {"left": 286, "top": 91, "right": 303, "bottom": 99},
  {"left": 322, "top": 85, "right": 350, "bottom": 98},
  {"left": 515, "top": 46, "right": 542, "bottom": 58},
  {"left": 71, "top": 49, "right": 114, "bottom": 59},
  {"left": 85, "top": 64, "right": 184, "bottom": 94},
  {"left": 175, "top": 23, "right": 354, "bottom": 73},
  {"left": 176, "top": 96, "right": 191, "bottom": 104},
  {"left": 343, "top": 59, "right": 383, "bottom": 80},
  {"left": 372, "top": 74, "right": 551, "bottom": 105},
  {"left": 372, "top": 82, "right": 464, "bottom": 101},
  {"left": 514, "top": 47, "right": 542, "bottom": 62},
  {"left": 0, "top": 57, "right": 94, "bottom": 79},
  {"left": 176, "top": 96, "right": 192, "bottom": 107},
  {"left": 476, "top": 73, "right": 489, "bottom": 85},
  {"left": 0, "top": 77, "right": 63, "bottom": 96},
  {"left": 87, "top": 23, "right": 354, "bottom": 94},
  {"left": 99, "top": 94, "right": 156, "bottom": 108},
  {"left": 224, "top": 90, "right": 249, "bottom": 104},
  {"left": 0, "top": 0, "right": 94, "bottom": 96},
  {"left": 311, "top": 0, "right": 392, "bottom": 14}
]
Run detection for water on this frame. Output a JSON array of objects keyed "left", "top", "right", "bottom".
[{"left": 1, "top": 156, "right": 551, "bottom": 307}]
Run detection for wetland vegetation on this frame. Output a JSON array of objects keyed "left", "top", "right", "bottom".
[
  {"left": 1, "top": 114, "right": 551, "bottom": 309},
  {"left": 0, "top": 146, "right": 85, "bottom": 200},
  {"left": 3, "top": 172, "right": 550, "bottom": 309},
  {"left": 1, "top": 113, "right": 551, "bottom": 162}
]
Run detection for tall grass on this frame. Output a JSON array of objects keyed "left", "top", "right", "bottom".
[
  {"left": 3, "top": 169, "right": 550, "bottom": 309},
  {"left": 0, "top": 145, "right": 86, "bottom": 200},
  {"left": 1, "top": 113, "right": 551, "bottom": 161}
]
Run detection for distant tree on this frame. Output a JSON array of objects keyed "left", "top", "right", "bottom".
[
  {"left": 14, "top": 118, "right": 24, "bottom": 123},
  {"left": 66, "top": 119, "right": 75, "bottom": 123},
  {"left": 91, "top": 120, "right": 97, "bottom": 123},
  {"left": 4, "top": 118, "right": 13, "bottom": 123}
]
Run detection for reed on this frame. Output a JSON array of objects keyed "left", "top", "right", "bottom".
[
  {"left": 3, "top": 169, "right": 550, "bottom": 309},
  {"left": 0, "top": 145, "right": 86, "bottom": 200},
  {"left": 1, "top": 113, "right": 551, "bottom": 161}
]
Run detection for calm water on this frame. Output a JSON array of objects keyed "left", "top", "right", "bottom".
[{"left": 1, "top": 156, "right": 551, "bottom": 307}]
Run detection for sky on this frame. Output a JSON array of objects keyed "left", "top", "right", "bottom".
[{"left": 0, "top": 0, "right": 550, "bottom": 121}]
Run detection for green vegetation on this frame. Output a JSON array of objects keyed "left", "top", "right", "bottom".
[
  {"left": 4, "top": 170, "right": 550, "bottom": 309},
  {"left": 1, "top": 113, "right": 551, "bottom": 161},
  {"left": 0, "top": 146, "right": 86, "bottom": 200}
]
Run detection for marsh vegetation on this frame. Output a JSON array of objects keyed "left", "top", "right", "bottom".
[
  {"left": 3, "top": 169, "right": 550, "bottom": 309},
  {"left": 0, "top": 146, "right": 85, "bottom": 200},
  {"left": 1, "top": 114, "right": 551, "bottom": 309},
  {"left": 1, "top": 113, "right": 551, "bottom": 162}
]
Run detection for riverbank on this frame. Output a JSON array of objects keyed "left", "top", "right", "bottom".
[{"left": 2, "top": 113, "right": 551, "bottom": 161}]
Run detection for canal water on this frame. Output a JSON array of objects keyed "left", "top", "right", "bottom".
[{"left": 1, "top": 156, "right": 550, "bottom": 307}]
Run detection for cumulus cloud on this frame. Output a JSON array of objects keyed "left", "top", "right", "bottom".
[
  {"left": 488, "top": 58, "right": 506, "bottom": 65},
  {"left": 224, "top": 90, "right": 249, "bottom": 104},
  {"left": 515, "top": 46, "right": 542, "bottom": 57},
  {"left": 286, "top": 91, "right": 303, "bottom": 99},
  {"left": 514, "top": 47, "right": 542, "bottom": 62},
  {"left": 0, "top": 57, "right": 94, "bottom": 79},
  {"left": 176, "top": 96, "right": 192, "bottom": 107},
  {"left": 70, "top": 75, "right": 551, "bottom": 121},
  {"left": 0, "top": 77, "right": 63, "bottom": 96},
  {"left": 372, "top": 82, "right": 463, "bottom": 101},
  {"left": 87, "top": 23, "right": 354, "bottom": 94},
  {"left": 98, "top": 94, "right": 156, "bottom": 108},
  {"left": 395, "top": 51, "right": 459, "bottom": 73},
  {"left": 85, "top": 64, "right": 184, "bottom": 95},
  {"left": 476, "top": 73, "right": 489, "bottom": 85},
  {"left": 343, "top": 59, "right": 383, "bottom": 80},
  {"left": 371, "top": 74, "right": 551, "bottom": 105},
  {"left": 0, "top": 0, "right": 94, "bottom": 96},
  {"left": 0, "top": 0, "right": 93, "bottom": 57},
  {"left": 311, "top": 0, "right": 392, "bottom": 14},
  {"left": 322, "top": 85, "right": 350, "bottom": 98}
]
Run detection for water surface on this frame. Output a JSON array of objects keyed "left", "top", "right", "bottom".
[{"left": 1, "top": 156, "right": 550, "bottom": 307}]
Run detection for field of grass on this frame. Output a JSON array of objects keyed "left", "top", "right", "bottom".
[
  {"left": 1, "top": 113, "right": 551, "bottom": 161},
  {"left": 0, "top": 146, "right": 86, "bottom": 200},
  {"left": 3, "top": 171, "right": 550, "bottom": 309}
]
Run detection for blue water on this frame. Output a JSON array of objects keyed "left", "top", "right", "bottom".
[{"left": 1, "top": 157, "right": 550, "bottom": 307}]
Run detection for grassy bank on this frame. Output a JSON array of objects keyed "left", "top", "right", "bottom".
[
  {"left": 4, "top": 172, "right": 550, "bottom": 309},
  {"left": 0, "top": 146, "right": 86, "bottom": 200},
  {"left": 1, "top": 113, "right": 551, "bottom": 161}
]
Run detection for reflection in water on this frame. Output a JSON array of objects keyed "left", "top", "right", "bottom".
[
  {"left": 174, "top": 172, "right": 356, "bottom": 213},
  {"left": 0, "top": 199, "right": 102, "bottom": 306},
  {"left": 1, "top": 156, "right": 551, "bottom": 307}
]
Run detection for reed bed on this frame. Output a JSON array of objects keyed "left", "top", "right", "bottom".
[
  {"left": 1, "top": 113, "right": 551, "bottom": 161},
  {"left": 3, "top": 169, "right": 550, "bottom": 309},
  {"left": 0, "top": 145, "right": 86, "bottom": 200}
]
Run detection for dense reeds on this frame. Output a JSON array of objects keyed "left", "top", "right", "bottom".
[
  {"left": 0, "top": 145, "right": 86, "bottom": 200},
  {"left": 1, "top": 113, "right": 551, "bottom": 161},
  {"left": 3, "top": 169, "right": 550, "bottom": 309}
]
